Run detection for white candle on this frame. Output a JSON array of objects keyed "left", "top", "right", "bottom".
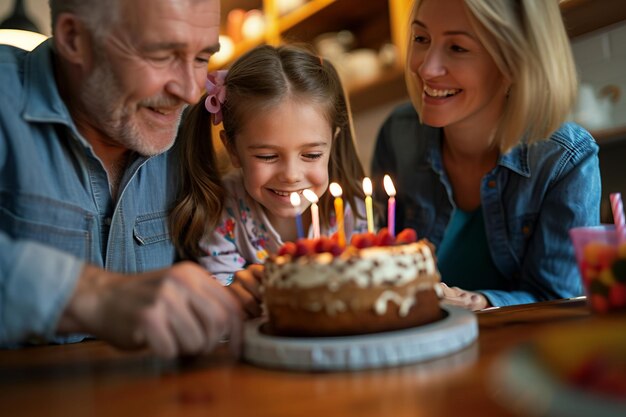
[
  {"left": 362, "top": 177, "right": 375, "bottom": 233},
  {"left": 302, "top": 189, "right": 320, "bottom": 239}
]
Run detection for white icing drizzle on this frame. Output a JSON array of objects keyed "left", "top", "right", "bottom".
[
  {"left": 374, "top": 290, "right": 416, "bottom": 317},
  {"left": 325, "top": 299, "right": 347, "bottom": 316},
  {"left": 266, "top": 241, "right": 438, "bottom": 290}
]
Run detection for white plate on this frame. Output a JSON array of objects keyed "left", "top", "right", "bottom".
[
  {"left": 490, "top": 344, "right": 626, "bottom": 417},
  {"left": 243, "top": 304, "right": 478, "bottom": 371}
]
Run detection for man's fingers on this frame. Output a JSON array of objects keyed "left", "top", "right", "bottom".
[
  {"left": 140, "top": 304, "right": 178, "bottom": 358},
  {"left": 190, "top": 277, "right": 244, "bottom": 353},
  {"left": 162, "top": 282, "right": 206, "bottom": 355}
]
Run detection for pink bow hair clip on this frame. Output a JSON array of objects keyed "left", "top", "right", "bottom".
[{"left": 205, "top": 70, "right": 228, "bottom": 125}]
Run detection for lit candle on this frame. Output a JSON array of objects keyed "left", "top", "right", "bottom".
[
  {"left": 302, "top": 189, "right": 320, "bottom": 239},
  {"left": 383, "top": 175, "right": 396, "bottom": 238},
  {"left": 290, "top": 192, "right": 305, "bottom": 240},
  {"left": 362, "top": 177, "right": 375, "bottom": 234},
  {"left": 329, "top": 182, "right": 345, "bottom": 247}
]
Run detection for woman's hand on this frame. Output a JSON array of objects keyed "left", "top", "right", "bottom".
[
  {"left": 227, "top": 264, "right": 265, "bottom": 318},
  {"left": 438, "top": 282, "right": 490, "bottom": 311}
]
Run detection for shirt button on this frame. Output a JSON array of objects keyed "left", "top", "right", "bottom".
[
  {"left": 487, "top": 180, "right": 497, "bottom": 188},
  {"left": 522, "top": 225, "right": 531, "bottom": 235},
  {"left": 104, "top": 217, "right": 112, "bottom": 225}
]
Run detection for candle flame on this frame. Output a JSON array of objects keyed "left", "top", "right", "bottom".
[
  {"left": 362, "top": 177, "right": 372, "bottom": 196},
  {"left": 302, "top": 189, "right": 318, "bottom": 204},
  {"left": 289, "top": 192, "right": 301, "bottom": 207},
  {"left": 383, "top": 175, "right": 396, "bottom": 197},
  {"left": 329, "top": 182, "right": 343, "bottom": 197}
]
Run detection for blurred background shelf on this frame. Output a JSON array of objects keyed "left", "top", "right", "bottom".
[
  {"left": 278, "top": 0, "right": 337, "bottom": 34},
  {"left": 214, "top": 0, "right": 626, "bottom": 115},
  {"left": 348, "top": 65, "right": 406, "bottom": 113},
  {"left": 212, "top": 0, "right": 410, "bottom": 113},
  {"left": 561, "top": 0, "right": 626, "bottom": 38},
  {"left": 592, "top": 126, "right": 626, "bottom": 146}
]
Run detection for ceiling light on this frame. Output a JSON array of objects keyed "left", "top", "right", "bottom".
[{"left": 0, "top": 0, "right": 47, "bottom": 51}]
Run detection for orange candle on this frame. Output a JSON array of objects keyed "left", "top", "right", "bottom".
[
  {"left": 329, "top": 182, "right": 345, "bottom": 247},
  {"left": 362, "top": 177, "right": 375, "bottom": 233}
]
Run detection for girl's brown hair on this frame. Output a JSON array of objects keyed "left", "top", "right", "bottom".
[{"left": 170, "top": 44, "right": 366, "bottom": 259}]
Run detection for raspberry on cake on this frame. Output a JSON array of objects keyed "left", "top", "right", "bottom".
[{"left": 263, "top": 228, "right": 442, "bottom": 336}]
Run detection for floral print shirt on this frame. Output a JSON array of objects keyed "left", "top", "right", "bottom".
[{"left": 198, "top": 170, "right": 368, "bottom": 284}]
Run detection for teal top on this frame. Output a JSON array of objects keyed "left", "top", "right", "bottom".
[{"left": 436, "top": 207, "right": 507, "bottom": 291}]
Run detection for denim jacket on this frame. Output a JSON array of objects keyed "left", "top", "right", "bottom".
[
  {"left": 0, "top": 41, "right": 178, "bottom": 345},
  {"left": 371, "top": 103, "right": 601, "bottom": 307}
]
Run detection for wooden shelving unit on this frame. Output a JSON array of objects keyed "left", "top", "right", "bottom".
[
  {"left": 213, "top": 0, "right": 410, "bottom": 112},
  {"left": 348, "top": 65, "right": 406, "bottom": 113},
  {"left": 592, "top": 126, "right": 626, "bottom": 145},
  {"left": 560, "top": 0, "right": 626, "bottom": 38},
  {"left": 216, "top": 0, "right": 626, "bottom": 115},
  {"left": 277, "top": 0, "right": 337, "bottom": 33}
]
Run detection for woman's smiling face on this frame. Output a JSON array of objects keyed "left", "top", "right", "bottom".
[{"left": 408, "top": 0, "right": 508, "bottom": 131}]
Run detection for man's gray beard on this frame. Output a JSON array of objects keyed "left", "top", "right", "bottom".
[{"left": 79, "top": 59, "right": 181, "bottom": 157}]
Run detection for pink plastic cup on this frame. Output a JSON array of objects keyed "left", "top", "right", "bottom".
[{"left": 569, "top": 225, "right": 626, "bottom": 314}]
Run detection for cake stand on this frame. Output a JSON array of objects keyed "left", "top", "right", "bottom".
[{"left": 243, "top": 304, "right": 478, "bottom": 371}]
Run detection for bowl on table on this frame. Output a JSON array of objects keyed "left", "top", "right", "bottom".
[{"left": 569, "top": 225, "right": 626, "bottom": 314}]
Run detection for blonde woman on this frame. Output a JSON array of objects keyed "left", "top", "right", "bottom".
[{"left": 372, "top": 0, "right": 601, "bottom": 310}]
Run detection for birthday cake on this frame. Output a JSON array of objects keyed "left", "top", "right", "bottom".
[{"left": 263, "top": 228, "right": 443, "bottom": 336}]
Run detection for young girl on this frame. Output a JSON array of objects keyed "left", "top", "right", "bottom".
[{"left": 170, "top": 44, "right": 368, "bottom": 314}]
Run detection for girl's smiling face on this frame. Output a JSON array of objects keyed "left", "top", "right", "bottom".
[
  {"left": 226, "top": 97, "right": 332, "bottom": 228},
  {"left": 408, "top": 0, "right": 508, "bottom": 132}
]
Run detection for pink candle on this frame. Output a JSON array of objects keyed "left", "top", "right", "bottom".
[
  {"left": 383, "top": 175, "right": 396, "bottom": 238},
  {"left": 610, "top": 192, "right": 625, "bottom": 242}
]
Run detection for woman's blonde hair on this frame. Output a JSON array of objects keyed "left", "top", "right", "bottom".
[
  {"left": 170, "top": 44, "right": 366, "bottom": 259},
  {"left": 406, "top": 0, "right": 577, "bottom": 152}
]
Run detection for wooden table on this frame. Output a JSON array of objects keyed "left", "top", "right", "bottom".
[{"left": 0, "top": 298, "right": 605, "bottom": 417}]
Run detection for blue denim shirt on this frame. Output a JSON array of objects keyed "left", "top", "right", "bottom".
[
  {"left": 0, "top": 41, "right": 178, "bottom": 345},
  {"left": 371, "top": 103, "right": 601, "bottom": 307}
]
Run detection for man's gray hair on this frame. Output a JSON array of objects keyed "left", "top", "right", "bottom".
[{"left": 48, "top": 0, "right": 119, "bottom": 39}]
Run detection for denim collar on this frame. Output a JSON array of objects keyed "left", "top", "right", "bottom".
[
  {"left": 499, "top": 143, "right": 531, "bottom": 178},
  {"left": 425, "top": 126, "right": 531, "bottom": 178},
  {"left": 22, "top": 39, "right": 75, "bottom": 127}
]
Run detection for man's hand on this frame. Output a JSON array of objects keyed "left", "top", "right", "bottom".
[
  {"left": 226, "top": 264, "right": 264, "bottom": 318},
  {"left": 438, "top": 282, "right": 490, "bottom": 311},
  {"left": 58, "top": 262, "right": 244, "bottom": 358}
]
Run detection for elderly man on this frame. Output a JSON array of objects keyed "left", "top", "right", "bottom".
[{"left": 0, "top": 0, "right": 242, "bottom": 358}]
